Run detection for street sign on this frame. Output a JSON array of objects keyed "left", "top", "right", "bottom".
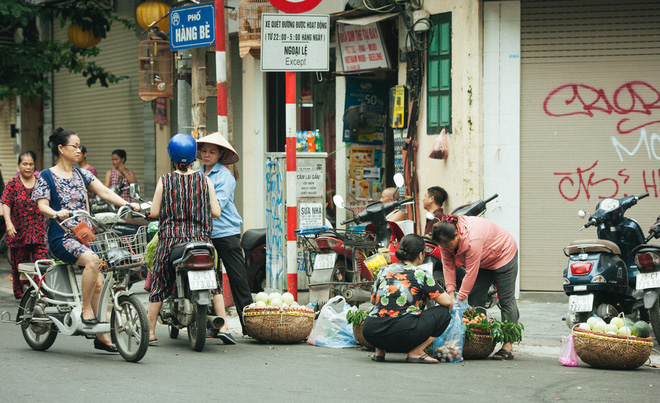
[
  {"left": 268, "top": 0, "right": 323, "bottom": 14},
  {"left": 261, "top": 14, "right": 330, "bottom": 72},
  {"left": 169, "top": 3, "right": 215, "bottom": 51}
]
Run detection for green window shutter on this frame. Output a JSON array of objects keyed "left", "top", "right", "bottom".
[{"left": 427, "top": 13, "right": 451, "bottom": 134}]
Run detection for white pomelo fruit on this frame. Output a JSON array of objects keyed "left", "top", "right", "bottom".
[
  {"left": 281, "top": 292, "right": 295, "bottom": 305},
  {"left": 618, "top": 326, "right": 632, "bottom": 336},
  {"left": 604, "top": 323, "right": 619, "bottom": 333},
  {"left": 269, "top": 298, "right": 283, "bottom": 307},
  {"left": 586, "top": 316, "right": 601, "bottom": 329},
  {"left": 255, "top": 292, "right": 269, "bottom": 304},
  {"left": 610, "top": 317, "right": 624, "bottom": 329},
  {"left": 268, "top": 292, "right": 281, "bottom": 303},
  {"left": 255, "top": 300, "right": 267, "bottom": 308},
  {"left": 578, "top": 323, "right": 591, "bottom": 331},
  {"left": 592, "top": 321, "right": 607, "bottom": 333}
]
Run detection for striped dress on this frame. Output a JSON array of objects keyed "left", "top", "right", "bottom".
[{"left": 149, "top": 171, "right": 216, "bottom": 302}]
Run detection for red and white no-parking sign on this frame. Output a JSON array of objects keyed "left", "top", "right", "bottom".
[{"left": 269, "top": 0, "right": 322, "bottom": 14}]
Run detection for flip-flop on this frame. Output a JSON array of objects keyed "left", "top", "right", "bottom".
[
  {"left": 405, "top": 354, "right": 439, "bottom": 364},
  {"left": 491, "top": 348, "right": 514, "bottom": 360},
  {"left": 217, "top": 332, "right": 236, "bottom": 345},
  {"left": 370, "top": 354, "right": 385, "bottom": 362},
  {"left": 148, "top": 338, "right": 158, "bottom": 346}
]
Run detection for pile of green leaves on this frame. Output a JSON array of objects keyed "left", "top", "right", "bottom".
[
  {"left": 0, "top": 0, "right": 135, "bottom": 99},
  {"left": 345, "top": 308, "right": 368, "bottom": 326},
  {"left": 463, "top": 308, "right": 524, "bottom": 344}
]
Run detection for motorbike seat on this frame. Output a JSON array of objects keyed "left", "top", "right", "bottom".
[
  {"left": 169, "top": 241, "right": 215, "bottom": 265},
  {"left": 241, "top": 228, "right": 266, "bottom": 251},
  {"left": 565, "top": 239, "right": 621, "bottom": 255}
]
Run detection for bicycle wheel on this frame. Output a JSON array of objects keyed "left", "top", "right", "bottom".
[
  {"left": 110, "top": 294, "right": 149, "bottom": 362},
  {"left": 18, "top": 288, "right": 57, "bottom": 351}
]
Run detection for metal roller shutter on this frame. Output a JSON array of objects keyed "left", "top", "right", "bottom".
[
  {"left": 53, "top": 24, "right": 145, "bottom": 187},
  {"left": 520, "top": 0, "right": 660, "bottom": 290}
]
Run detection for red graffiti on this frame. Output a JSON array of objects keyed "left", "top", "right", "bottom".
[
  {"left": 544, "top": 81, "right": 660, "bottom": 134},
  {"left": 553, "top": 161, "right": 626, "bottom": 201}
]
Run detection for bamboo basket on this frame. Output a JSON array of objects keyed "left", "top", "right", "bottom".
[
  {"left": 463, "top": 329, "right": 496, "bottom": 359},
  {"left": 573, "top": 328, "right": 653, "bottom": 369},
  {"left": 352, "top": 323, "right": 375, "bottom": 350},
  {"left": 244, "top": 306, "right": 314, "bottom": 343}
]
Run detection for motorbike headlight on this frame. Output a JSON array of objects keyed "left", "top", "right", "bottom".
[
  {"left": 591, "top": 275, "right": 606, "bottom": 283},
  {"left": 596, "top": 198, "right": 619, "bottom": 212}
]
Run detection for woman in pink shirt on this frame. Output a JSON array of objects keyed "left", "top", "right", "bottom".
[{"left": 432, "top": 214, "right": 519, "bottom": 360}]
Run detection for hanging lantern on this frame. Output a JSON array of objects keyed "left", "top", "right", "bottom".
[
  {"left": 238, "top": 0, "right": 278, "bottom": 59},
  {"left": 67, "top": 24, "right": 102, "bottom": 49},
  {"left": 136, "top": 0, "right": 171, "bottom": 32}
]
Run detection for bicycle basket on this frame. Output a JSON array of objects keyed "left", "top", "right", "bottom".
[{"left": 88, "top": 226, "right": 148, "bottom": 270}]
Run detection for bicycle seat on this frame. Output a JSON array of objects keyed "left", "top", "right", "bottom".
[{"left": 241, "top": 228, "right": 266, "bottom": 250}]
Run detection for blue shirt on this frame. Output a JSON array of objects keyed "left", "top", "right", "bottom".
[{"left": 198, "top": 162, "right": 243, "bottom": 238}]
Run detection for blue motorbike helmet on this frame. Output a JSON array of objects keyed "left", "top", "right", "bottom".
[{"left": 168, "top": 133, "right": 197, "bottom": 164}]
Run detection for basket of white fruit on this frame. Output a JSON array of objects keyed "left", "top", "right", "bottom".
[
  {"left": 243, "top": 292, "right": 315, "bottom": 344},
  {"left": 573, "top": 316, "right": 653, "bottom": 370}
]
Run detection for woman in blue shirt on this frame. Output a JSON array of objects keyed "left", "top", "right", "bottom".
[{"left": 197, "top": 132, "right": 253, "bottom": 344}]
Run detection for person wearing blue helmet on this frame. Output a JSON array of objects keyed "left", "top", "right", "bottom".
[{"left": 146, "top": 133, "right": 222, "bottom": 345}]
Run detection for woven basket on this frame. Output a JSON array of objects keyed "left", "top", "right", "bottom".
[
  {"left": 352, "top": 323, "right": 375, "bottom": 350},
  {"left": 573, "top": 328, "right": 653, "bottom": 369},
  {"left": 463, "top": 330, "right": 496, "bottom": 359},
  {"left": 244, "top": 306, "right": 314, "bottom": 344}
]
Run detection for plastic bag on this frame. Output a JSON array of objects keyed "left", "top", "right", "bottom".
[
  {"left": 559, "top": 333, "right": 579, "bottom": 367},
  {"left": 431, "top": 300, "right": 470, "bottom": 363},
  {"left": 307, "top": 296, "right": 357, "bottom": 348},
  {"left": 429, "top": 128, "right": 449, "bottom": 160}
]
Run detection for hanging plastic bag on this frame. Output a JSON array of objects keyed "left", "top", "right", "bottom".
[
  {"left": 559, "top": 333, "right": 579, "bottom": 367},
  {"left": 431, "top": 300, "right": 470, "bottom": 363},
  {"left": 307, "top": 296, "right": 357, "bottom": 348},
  {"left": 428, "top": 128, "right": 449, "bottom": 160}
]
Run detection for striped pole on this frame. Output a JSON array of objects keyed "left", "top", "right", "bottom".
[
  {"left": 215, "top": 0, "right": 233, "bottom": 306},
  {"left": 215, "top": 0, "right": 228, "bottom": 138},
  {"left": 285, "top": 71, "right": 298, "bottom": 299}
]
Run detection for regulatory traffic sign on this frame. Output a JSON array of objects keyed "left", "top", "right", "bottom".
[
  {"left": 269, "top": 0, "right": 323, "bottom": 13},
  {"left": 261, "top": 13, "right": 329, "bottom": 72},
  {"left": 169, "top": 3, "right": 215, "bottom": 50}
]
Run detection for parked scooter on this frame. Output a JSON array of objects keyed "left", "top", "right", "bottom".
[
  {"left": 563, "top": 192, "right": 652, "bottom": 329},
  {"left": 241, "top": 228, "right": 267, "bottom": 293},
  {"left": 630, "top": 217, "right": 660, "bottom": 341},
  {"left": 11, "top": 208, "right": 149, "bottom": 362}
]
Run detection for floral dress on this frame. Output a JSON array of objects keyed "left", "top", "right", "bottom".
[
  {"left": 32, "top": 168, "right": 96, "bottom": 264},
  {"left": 369, "top": 262, "right": 444, "bottom": 317}
]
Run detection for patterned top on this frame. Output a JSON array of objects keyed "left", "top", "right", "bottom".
[
  {"left": 109, "top": 168, "right": 132, "bottom": 202},
  {"left": 1, "top": 173, "right": 45, "bottom": 247},
  {"left": 158, "top": 172, "right": 212, "bottom": 242},
  {"left": 369, "top": 262, "right": 444, "bottom": 318},
  {"left": 32, "top": 169, "right": 96, "bottom": 246}
]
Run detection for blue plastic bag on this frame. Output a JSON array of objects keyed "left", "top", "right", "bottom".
[
  {"left": 431, "top": 300, "right": 471, "bottom": 363},
  {"left": 307, "top": 296, "right": 357, "bottom": 348}
]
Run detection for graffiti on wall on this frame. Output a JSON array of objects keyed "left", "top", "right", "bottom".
[
  {"left": 265, "top": 157, "right": 285, "bottom": 290},
  {"left": 546, "top": 81, "right": 660, "bottom": 201}
]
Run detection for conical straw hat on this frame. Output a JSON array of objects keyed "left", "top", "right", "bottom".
[{"left": 196, "top": 132, "right": 239, "bottom": 164}]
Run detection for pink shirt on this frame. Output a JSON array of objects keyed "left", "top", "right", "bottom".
[{"left": 441, "top": 216, "right": 517, "bottom": 300}]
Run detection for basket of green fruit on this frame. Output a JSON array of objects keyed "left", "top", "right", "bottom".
[
  {"left": 573, "top": 316, "right": 653, "bottom": 370},
  {"left": 462, "top": 308, "right": 524, "bottom": 360},
  {"left": 346, "top": 307, "right": 374, "bottom": 350}
]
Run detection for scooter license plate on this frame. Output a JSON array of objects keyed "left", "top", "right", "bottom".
[
  {"left": 314, "top": 253, "right": 337, "bottom": 270},
  {"left": 636, "top": 271, "right": 660, "bottom": 290},
  {"left": 568, "top": 294, "right": 594, "bottom": 312},
  {"left": 187, "top": 270, "right": 216, "bottom": 291}
]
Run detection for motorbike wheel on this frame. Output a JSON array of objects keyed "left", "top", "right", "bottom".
[
  {"left": 253, "top": 264, "right": 266, "bottom": 293},
  {"left": 18, "top": 288, "right": 57, "bottom": 351},
  {"left": 169, "top": 325, "right": 179, "bottom": 339},
  {"left": 110, "top": 294, "right": 149, "bottom": 363},
  {"left": 188, "top": 303, "right": 207, "bottom": 352},
  {"left": 649, "top": 296, "right": 660, "bottom": 344}
]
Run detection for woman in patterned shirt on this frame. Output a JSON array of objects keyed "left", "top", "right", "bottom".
[{"left": 362, "top": 234, "right": 454, "bottom": 364}]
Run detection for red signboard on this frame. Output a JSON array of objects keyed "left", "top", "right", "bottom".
[{"left": 269, "top": 0, "right": 322, "bottom": 13}]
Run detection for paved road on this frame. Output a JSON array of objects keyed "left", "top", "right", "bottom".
[{"left": 1, "top": 256, "right": 658, "bottom": 402}]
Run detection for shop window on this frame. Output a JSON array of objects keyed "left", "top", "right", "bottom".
[{"left": 427, "top": 13, "right": 451, "bottom": 134}]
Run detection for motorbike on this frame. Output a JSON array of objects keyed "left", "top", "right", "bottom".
[
  {"left": 11, "top": 208, "right": 150, "bottom": 362},
  {"left": 91, "top": 183, "right": 129, "bottom": 214},
  {"left": 562, "top": 192, "right": 653, "bottom": 329},
  {"left": 241, "top": 228, "right": 267, "bottom": 293},
  {"left": 630, "top": 218, "right": 660, "bottom": 341}
]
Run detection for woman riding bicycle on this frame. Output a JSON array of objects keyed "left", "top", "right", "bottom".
[{"left": 146, "top": 133, "right": 221, "bottom": 345}]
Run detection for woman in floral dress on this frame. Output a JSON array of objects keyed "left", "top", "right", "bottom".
[
  {"left": 33, "top": 127, "right": 139, "bottom": 352},
  {"left": 362, "top": 234, "right": 454, "bottom": 364},
  {"left": 2, "top": 151, "right": 47, "bottom": 299}
]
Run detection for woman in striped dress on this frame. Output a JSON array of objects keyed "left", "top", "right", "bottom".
[{"left": 147, "top": 134, "right": 221, "bottom": 344}]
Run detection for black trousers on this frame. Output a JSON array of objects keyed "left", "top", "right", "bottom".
[{"left": 212, "top": 235, "right": 254, "bottom": 333}]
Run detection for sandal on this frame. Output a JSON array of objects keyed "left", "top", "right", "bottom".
[
  {"left": 405, "top": 354, "right": 439, "bottom": 364},
  {"left": 148, "top": 338, "right": 158, "bottom": 346},
  {"left": 491, "top": 348, "right": 514, "bottom": 360},
  {"left": 370, "top": 354, "right": 385, "bottom": 362}
]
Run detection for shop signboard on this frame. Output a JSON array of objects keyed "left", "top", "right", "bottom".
[
  {"left": 343, "top": 78, "right": 387, "bottom": 144},
  {"left": 337, "top": 22, "right": 390, "bottom": 72},
  {"left": 261, "top": 13, "right": 330, "bottom": 72},
  {"left": 169, "top": 3, "right": 215, "bottom": 50},
  {"left": 298, "top": 202, "right": 324, "bottom": 228},
  {"left": 296, "top": 159, "right": 324, "bottom": 197}
]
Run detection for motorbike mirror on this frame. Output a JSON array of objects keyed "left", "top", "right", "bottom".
[
  {"left": 577, "top": 210, "right": 586, "bottom": 219},
  {"left": 393, "top": 173, "right": 405, "bottom": 189},
  {"left": 333, "top": 194, "right": 345, "bottom": 209},
  {"left": 130, "top": 183, "right": 141, "bottom": 199}
]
